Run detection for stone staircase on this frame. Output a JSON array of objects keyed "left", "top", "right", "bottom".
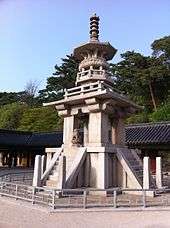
[
  {"left": 41, "top": 148, "right": 64, "bottom": 188},
  {"left": 45, "top": 147, "right": 87, "bottom": 189},
  {"left": 46, "top": 160, "right": 60, "bottom": 187},
  {"left": 120, "top": 148, "right": 143, "bottom": 186},
  {"left": 117, "top": 148, "right": 156, "bottom": 188}
]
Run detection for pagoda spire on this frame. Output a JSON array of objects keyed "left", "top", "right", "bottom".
[
  {"left": 74, "top": 14, "right": 117, "bottom": 86},
  {"left": 90, "top": 13, "right": 100, "bottom": 42}
]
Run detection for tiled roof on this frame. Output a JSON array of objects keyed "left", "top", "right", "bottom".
[
  {"left": 28, "top": 131, "right": 63, "bottom": 147},
  {"left": 125, "top": 122, "right": 170, "bottom": 145},
  {"left": 0, "top": 129, "right": 31, "bottom": 146},
  {"left": 0, "top": 129, "right": 63, "bottom": 147}
]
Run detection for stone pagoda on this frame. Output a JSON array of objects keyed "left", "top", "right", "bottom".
[{"left": 40, "top": 14, "right": 145, "bottom": 191}]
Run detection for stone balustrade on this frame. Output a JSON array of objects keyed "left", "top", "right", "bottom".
[
  {"left": 76, "top": 69, "right": 113, "bottom": 83},
  {"left": 64, "top": 81, "right": 114, "bottom": 98}
]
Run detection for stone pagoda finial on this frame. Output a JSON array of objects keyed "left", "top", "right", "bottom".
[
  {"left": 90, "top": 13, "right": 99, "bottom": 42},
  {"left": 74, "top": 14, "right": 117, "bottom": 86}
]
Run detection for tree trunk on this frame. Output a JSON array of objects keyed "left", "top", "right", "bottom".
[{"left": 149, "top": 81, "right": 157, "bottom": 111}]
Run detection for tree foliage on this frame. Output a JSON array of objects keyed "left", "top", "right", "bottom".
[
  {"left": 0, "top": 92, "right": 22, "bottom": 106},
  {"left": 151, "top": 36, "right": 170, "bottom": 64},
  {"left": 0, "top": 103, "right": 62, "bottom": 132},
  {"left": 111, "top": 51, "right": 170, "bottom": 112},
  {"left": 18, "top": 106, "right": 62, "bottom": 132},
  {"left": 38, "top": 55, "right": 79, "bottom": 103},
  {"left": 149, "top": 101, "right": 170, "bottom": 122},
  {"left": 0, "top": 103, "right": 26, "bottom": 129}
]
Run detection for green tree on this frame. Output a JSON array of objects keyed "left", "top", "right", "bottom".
[
  {"left": 151, "top": 35, "right": 170, "bottom": 65},
  {"left": 18, "top": 106, "right": 62, "bottom": 132},
  {"left": 111, "top": 51, "right": 170, "bottom": 111},
  {"left": 0, "top": 92, "right": 22, "bottom": 106},
  {"left": 38, "top": 55, "right": 78, "bottom": 103},
  {"left": 0, "top": 103, "right": 26, "bottom": 129},
  {"left": 149, "top": 101, "right": 170, "bottom": 122}
]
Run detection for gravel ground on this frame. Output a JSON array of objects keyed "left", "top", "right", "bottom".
[{"left": 0, "top": 198, "right": 170, "bottom": 228}]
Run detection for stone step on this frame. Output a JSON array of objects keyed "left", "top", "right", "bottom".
[
  {"left": 128, "top": 160, "right": 139, "bottom": 163},
  {"left": 53, "top": 162, "right": 59, "bottom": 169},
  {"left": 133, "top": 169, "right": 143, "bottom": 173},
  {"left": 132, "top": 166, "right": 142, "bottom": 170},
  {"left": 135, "top": 172, "right": 143, "bottom": 176},
  {"left": 48, "top": 174, "right": 59, "bottom": 181},
  {"left": 46, "top": 179, "right": 58, "bottom": 187},
  {"left": 51, "top": 169, "right": 59, "bottom": 175}
]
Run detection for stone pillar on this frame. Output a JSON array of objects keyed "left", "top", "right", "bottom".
[
  {"left": 57, "top": 155, "right": 66, "bottom": 189},
  {"left": 143, "top": 157, "right": 150, "bottom": 189},
  {"left": 156, "top": 157, "right": 162, "bottom": 188},
  {"left": 41, "top": 155, "right": 46, "bottom": 177},
  {"left": 88, "top": 112, "right": 109, "bottom": 146},
  {"left": 0, "top": 153, "right": 3, "bottom": 166},
  {"left": 115, "top": 118, "right": 125, "bottom": 145},
  {"left": 32, "top": 155, "right": 42, "bottom": 187},
  {"left": 19, "top": 153, "right": 22, "bottom": 166},
  {"left": 46, "top": 152, "right": 52, "bottom": 169},
  {"left": 84, "top": 153, "right": 90, "bottom": 187},
  {"left": 97, "top": 153, "right": 108, "bottom": 189},
  {"left": 83, "top": 121, "right": 88, "bottom": 146},
  {"left": 63, "top": 115, "right": 74, "bottom": 147},
  {"left": 112, "top": 154, "right": 117, "bottom": 187}
]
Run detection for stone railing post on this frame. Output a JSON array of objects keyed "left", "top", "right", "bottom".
[
  {"left": 41, "top": 155, "right": 46, "bottom": 177},
  {"left": 0, "top": 153, "right": 3, "bottom": 166},
  {"left": 143, "top": 157, "right": 150, "bottom": 189},
  {"left": 156, "top": 157, "right": 162, "bottom": 188},
  {"left": 32, "top": 155, "right": 42, "bottom": 187}
]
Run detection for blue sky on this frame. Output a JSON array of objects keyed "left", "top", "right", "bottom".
[{"left": 0, "top": 0, "right": 170, "bottom": 92}]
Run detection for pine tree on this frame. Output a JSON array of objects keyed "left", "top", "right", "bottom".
[{"left": 38, "top": 55, "right": 78, "bottom": 103}]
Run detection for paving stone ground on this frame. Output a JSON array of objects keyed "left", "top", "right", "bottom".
[{"left": 0, "top": 198, "right": 170, "bottom": 228}]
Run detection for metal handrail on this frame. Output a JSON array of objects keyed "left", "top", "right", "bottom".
[
  {"left": 0, "top": 171, "right": 33, "bottom": 177},
  {"left": 0, "top": 181, "right": 169, "bottom": 210},
  {"left": 0, "top": 171, "right": 33, "bottom": 185}
]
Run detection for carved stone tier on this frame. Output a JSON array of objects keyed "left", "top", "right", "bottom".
[
  {"left": 44, "top": 81, "right": 141, "bottom": 117},
  {"left": 76, "top": 69, "right": 114, "bottom": 86},
  {"left": 79, "top": 56, "right": 109, "bottom": 71}
]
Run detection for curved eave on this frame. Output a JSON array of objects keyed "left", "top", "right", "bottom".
[
  {"left": 43, "top": 89, "right": 142, "bottom": 112},
  {"left": 73, "top": 41, "right": 117, "bottom": 61}
]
